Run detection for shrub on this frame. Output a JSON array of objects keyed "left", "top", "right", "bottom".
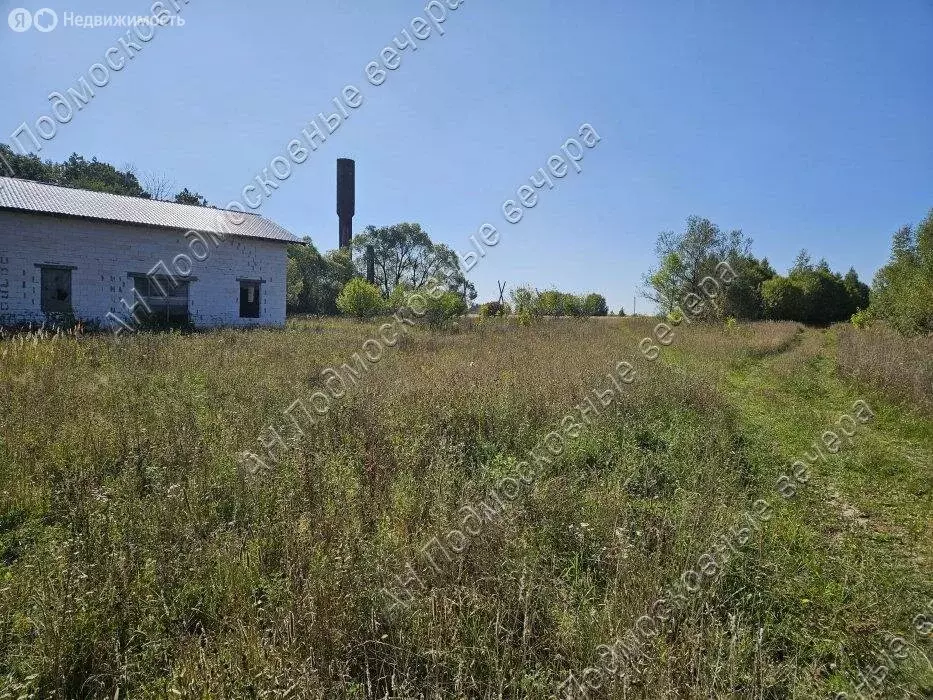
[
  {"left": 386, "top": 284, "right": 410, "bottom": 312},
  {"left": 850, "top": 308, "right": 872, "bottom": 330},
  {"left": 479, "top": 301, "right": 511, "bottom": 318},
  {"left": 516, "top": 308, "right": 536, "bottom": 327},
  {"left": 517, "top": 289, "right": 609, "bottom": 317},
  {"left": 511, "top": 287, "right": 540, "bottom": 317},
  {"left": 336, "top": 278, "right": 385, "bottom": 320},
  {"left": 564, "top": 294, "right": 585, "bottom": 317},
  {"left": 422, "top": 290, "right": 467, "bottom": 328},
  {"left": 537, "top": 290, "right": 566, "bottom": 316}
]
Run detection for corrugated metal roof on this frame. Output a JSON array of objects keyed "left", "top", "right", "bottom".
[{"left": 0, "top": 177, "right": 300, "bottom": 243}]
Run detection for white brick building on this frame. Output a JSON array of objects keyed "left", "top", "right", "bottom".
[{"left": 0, "top": 177, "right": 299, "bottom": 330}]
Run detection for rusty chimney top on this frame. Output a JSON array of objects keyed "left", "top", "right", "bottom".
[{"left": 337, "top": 158, "right": 355, "bottom": 250}]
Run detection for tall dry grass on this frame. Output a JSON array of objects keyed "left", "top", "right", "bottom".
[
  {"left": 0, "top": 318, "right": 927, "bottom": 698},
  {"left": 835, "top": 323, "right": 933, "bottom": 412}
]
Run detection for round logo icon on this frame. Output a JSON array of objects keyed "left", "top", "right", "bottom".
[
  {"left": 8, "top": 8, "right": 33, "bottom": 32},
  {"left": 33, "top": 8, "right": 58, "bottom": 32}
]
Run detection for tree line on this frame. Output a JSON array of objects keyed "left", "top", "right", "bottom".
[
  {"left": 287, "top": 223, "right": 617, "bottom": 323},
  {"left": 0, "top": 145, "right": 208, "bottom": 205},
  {"left": 867, "top": 209, "right": 933, "bottom": 334},
  {"left": 644, "top": 215, "right": 876, "bottom": 326},
  {"left": 644, "top": 211, "right": 933, "bottom": 335}
]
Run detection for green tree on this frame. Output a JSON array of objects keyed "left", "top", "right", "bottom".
[
  {"left": 582, "top": 293, "right": 609, "bottom": 316},
  {"left": 336, "top": 278, "right": 385, "bottom": 320},
  {"left": 790, "top": 249, "right": 812, "bottom": 275},
  {"left": 791, "top": 258, "right": 853, "bottom": 324},
  {"left": 869, "top": 210, "right": 933, "bottom": 334},
  {"left": 286, "top": 257, "right": 305, "bottom": 310},
  {"left": 537, "top": 290, "right": 566, "bottom": 316},
  {"left": 60, "top": 154, "right": 150, "bottom": 196},
  {"left": 646, "top": 252, "right": 686, "bottom": 315},
  {"left": 0, "top": 146, "right": 150, "bottom": 197},
  {"left": 174, "top": 188, "right": 209, "bottom": 206},
  {"left": 761, "top": 253, "right": 867, "bottom": 325},
  {"left": 508, "top": 288, "right": 607, "bottom": 317},
  {"left": 286, "top": 239, "right": 355, "bottom": 315},
  {"left": 510, "top": 287, "right": 539, "bottom": 316},
  {"left": 563, "top": 294, "right": 585, "bottom": 317},
  {"left": 842, "top": 267, "right": 870, "bottom": 312},
  {"left": 645, "top": 216, "right": 751, "bottom": 318},
  {"left": 479, "top": 301, "right": 511, "bottom": 317},
  {"left": 719, "top": 254, "right": 775, "bottom": 320},
  {"left": 0, "top": 145, "right": 49, "bottom": 181},
  {"left": 352, "top": 223, "right": 473, "bottom": 301},
  {"left": 762, "top": 276, "right": 806, "bottom": 321}
]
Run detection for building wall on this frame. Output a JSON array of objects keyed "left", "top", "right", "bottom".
[{"left": 0, "top": 210, "right": 288, "bottom": 329}]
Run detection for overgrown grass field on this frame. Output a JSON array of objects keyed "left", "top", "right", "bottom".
[{"left": 0, "top": 318, "right": 930, "bottom": 698}]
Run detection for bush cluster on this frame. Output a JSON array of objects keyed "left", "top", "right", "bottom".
[
  {"left": 511, "top": 288, "right": 609, "bottom": 317},
  {"left": 336, "top": 278, "right": 385, "bottom": 320},
  {"left": 336, "top": 278, "right": 467, "bottom": 328},
  {"left": 478, "top": 301, "right": 512, "bottom": 318}
]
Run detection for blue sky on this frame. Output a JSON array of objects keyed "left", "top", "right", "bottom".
[{"left": 2, "top": 0, "right": 931, "bottom": 312}]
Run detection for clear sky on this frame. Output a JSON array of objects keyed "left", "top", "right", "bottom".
[{"left": 3, "top": 0, "right": 931, "bottom": 312}]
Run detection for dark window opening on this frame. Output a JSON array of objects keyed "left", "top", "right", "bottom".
[
  {"left": 133, "top": 275, "right": 190, "bottom": 325},
  {"left": 41, "top": 267, "right": 73, "bottom": 313},
  {"left": 240, "top": 281, "right": 261, "bottom": 318}
]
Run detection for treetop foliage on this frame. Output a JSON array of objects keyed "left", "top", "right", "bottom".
[
  {"left": 350, "top": 222, "right": 475, "bottom": 302},
  {"left": 868, "top": 209, "right": 933, "bottom": 334},
  {"left": 173, "top": 188, "right": 209, "bottom": 207},
  {"left": 761, "top": 253, "right": 869, "bottom": 325},
  {"left": 0, "top": 145, "right": 206, "bottom": 204}
]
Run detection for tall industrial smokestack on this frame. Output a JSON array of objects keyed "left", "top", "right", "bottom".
[
  {"left": 366, "top": 245, "right": 375, "bottom": 285},
  {"left": 337, "top": 158, "right": 355, "bottom": 250}
]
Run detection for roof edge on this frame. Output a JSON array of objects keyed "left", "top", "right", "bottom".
[
  {"left": 0, "top": 205, "right": 300, "bottom": 245},
  {"left": 0, "top": 175, "right": 265, "bottom": 220}
]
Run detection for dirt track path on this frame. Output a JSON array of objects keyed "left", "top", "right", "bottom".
[
  {"left": 669, "top": 326, "right": 933, "bottom": 695},
  {"left": 724, "top": 328, "right": 932, "bottom": 567}
]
